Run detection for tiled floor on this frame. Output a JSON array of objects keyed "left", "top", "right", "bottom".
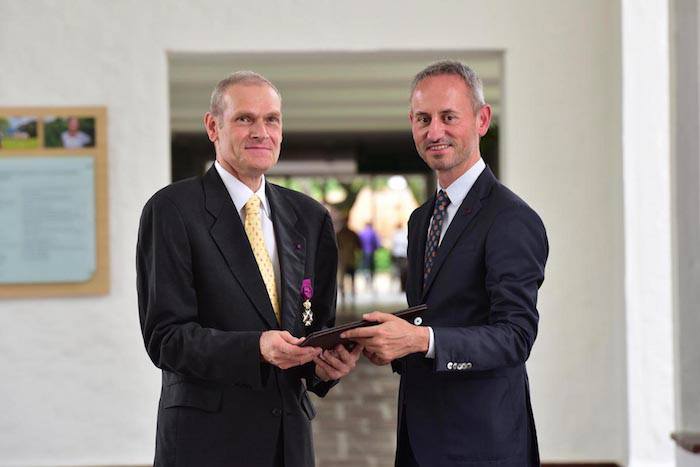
[
  {"left": 310, "top": 356, "right": 400, "bottom": 467},
  {"left": 310, "top": 281, "right": 406, "bottom": 467}
]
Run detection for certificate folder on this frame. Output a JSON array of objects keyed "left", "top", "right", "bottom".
[{"left": 300, "top": 304, "right": 428, "bottom": 349}]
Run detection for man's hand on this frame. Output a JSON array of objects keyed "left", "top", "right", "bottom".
[
  {"left": 341, "top": 311, "right": 430, "bottom": 364},
  {"left": 260, "top": 331, "right": 321, "bottom": 369},
  {"left": 363, "top": 348, "right": 392, "bottom": 366},
  {"left": 314, "top": 343, "right": 364, "bottom": 381}
]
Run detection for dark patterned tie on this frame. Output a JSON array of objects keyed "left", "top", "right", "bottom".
[{"left": 423, "top": 190, "right": 451, "bottom": 283}]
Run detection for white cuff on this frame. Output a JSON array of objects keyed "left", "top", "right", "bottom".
[{"left": 425, "top": 326, "right": 435, "bottom": 358}]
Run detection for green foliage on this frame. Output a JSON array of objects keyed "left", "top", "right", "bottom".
[
  {"left": 18, "top": 120, "right": 37, "bottom": 137},
  {"left": 374, "top": 247, "right": 392, "bottom": 272},
  {"left": 406, "top": 176, "right": 426, "bottom": 205},
  {"left": 2, "top": 138, "right": 39, "bottom": 149},
  {"left": 0, "top": 118, "right": 39, "bottom": 148},
  {"left": 371, "top": 176, "right": 388, "bottom": 190},
  {"left": 332, "top": 179, "right": 361, "bottom": 212}
]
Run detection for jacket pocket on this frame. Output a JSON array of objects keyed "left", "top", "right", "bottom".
[
  {"left": 300, "top": 390, "right": 316, "bottom": 420},
  {"left": 440, "top": 376, "right": 523, "bottom": 461},
  {"left": 162, "top": 381, "right": 222, "bottom": 413}
]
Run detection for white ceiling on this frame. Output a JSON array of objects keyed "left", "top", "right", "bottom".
[{"left": 169, "top": 50, "right": 502, "bottom": 133}]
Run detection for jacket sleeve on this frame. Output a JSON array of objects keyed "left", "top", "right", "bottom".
[
  {"left": 136, "top": 193, "right": 265, "bottom": 389},
  {"left": 304, "top": 212, "right": 340, "bottom": 397},
  {"left": 432, "top": 204, "right": 548, "bottom": 373}
]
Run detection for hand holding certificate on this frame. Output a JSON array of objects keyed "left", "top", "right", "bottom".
[{"left": 300, "top": 305, "right": 428, "bottom": 350}]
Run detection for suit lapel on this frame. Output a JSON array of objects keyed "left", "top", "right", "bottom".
[
  {"left": 267, "top": 183, "right": 306, "bottom": 336},
  {"left": 421, "top": 167, "right": 496, "bottom": 301},
  {"left": 408, "top": 195, "right": 434, "bottom": 305},
  {"left": 203, "top": 167, "right": 278, "bottom": 329}
]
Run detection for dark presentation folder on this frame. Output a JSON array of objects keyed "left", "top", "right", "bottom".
[{"left": 300, "top": 304, "right": 428, "bottom": 349}]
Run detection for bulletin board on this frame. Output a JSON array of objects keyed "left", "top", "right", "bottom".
[{"left": 0, "top": 107, "right": 109, "bottom": 297}]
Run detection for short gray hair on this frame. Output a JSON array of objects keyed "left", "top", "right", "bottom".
[
  {"left": 209, "top": 71, "right": 281, "bottom": 117},
  {"left": 410, "top": 60, "right": 485, "bottom": 111}
]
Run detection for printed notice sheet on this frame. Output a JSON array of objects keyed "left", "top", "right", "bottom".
[{"left": 0, "top": 156, "right": 96, "bottom": 283}]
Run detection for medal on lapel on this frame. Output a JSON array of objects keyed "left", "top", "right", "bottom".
[{"left": 300, "top": 278, "right": 313, "bottom": 327}]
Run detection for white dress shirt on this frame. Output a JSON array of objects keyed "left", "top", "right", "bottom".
[
  {"left": 215, "top": 161, "right": 281, "bottom": 301},
  {"left": 425, "top": 158, "right": 486, "bottom": 358}
]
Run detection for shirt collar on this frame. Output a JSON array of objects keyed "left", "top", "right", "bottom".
[
  {"left": 437, "top": 158, "right": 486, "bottom": 208},
  {"left": 214, "top": 161, "right": 271, "bottom": 218}
]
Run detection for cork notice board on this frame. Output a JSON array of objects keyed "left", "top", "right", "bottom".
[{"left": 0, "top": 107, "right": 109, "bottom": 297}]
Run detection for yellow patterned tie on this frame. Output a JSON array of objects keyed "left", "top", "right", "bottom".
[{"left": 244, "top": 195, "right": 281, "bottom": 324}]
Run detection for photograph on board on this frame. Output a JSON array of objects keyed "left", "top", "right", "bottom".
[
  {"left": 0, "top": 116, "right": 39, "bottom": 150},
  {"left": 44, "top": 116, "right": 95, "bottom": 148}
]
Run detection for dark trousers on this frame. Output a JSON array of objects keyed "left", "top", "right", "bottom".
[
  {"left": 395, "top": 409, "right": 420, "bottom": 467},
  {"left": 362, "top": 252, "right": 376, "bottom": 276},
  {"left": 274, "top": 420, "right": 285, "bottom": 467}
]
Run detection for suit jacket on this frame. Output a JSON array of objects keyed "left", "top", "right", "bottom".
[
  {"left": 393, "top": 166, "right": 548, "bottom": 466},
  {"left": 136, "top": 166, "right": 338, "bottom": 467}
]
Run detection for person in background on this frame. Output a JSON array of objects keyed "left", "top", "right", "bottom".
[
  {"left": 60, "top": 117, "right": 91, "bottom": 148},
  {"left": 390, "top": 222, "right": 408, "bottom": 292},
  {"left": 358, "top": 221, "right": 380, "bottom": 287},
  {"left": 336, "top": 215, "right": 361, "bottom": 310}
]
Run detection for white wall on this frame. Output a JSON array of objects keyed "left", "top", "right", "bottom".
[
  {"left": 677, "top": 449, "right": 700, "bottom": 467},
  {"left": 622, "top": 1, "right": 676, "bottom": 466},
  {"left": 0, "top": 1, "right": 628, "bottom": 465},
  {"left": 672, "top": 0, "right": 700, "bottom": 465},
  {"left": 673, "top": 0, "right": 700, "bottom": 434}
]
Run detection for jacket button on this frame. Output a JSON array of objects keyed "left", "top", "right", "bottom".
[
  {"left": 413, "top": 317, "right": 423, "bottom": 326},
  {"left": 465, "top": 362, "right": 473, "bottom": 370},
  {"left": 447, "top": 362, "right": 454, "bottom": 370},
  {"left": 272, "top": 408, "right": 282, "bottom": 416}
]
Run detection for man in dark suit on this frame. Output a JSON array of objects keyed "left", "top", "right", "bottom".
[
  {"left": 137, "top": 71, "right": 362, "bottom": 467},
  {"left": 343, "top": 61, "right": 548, "bottom": 466}
]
